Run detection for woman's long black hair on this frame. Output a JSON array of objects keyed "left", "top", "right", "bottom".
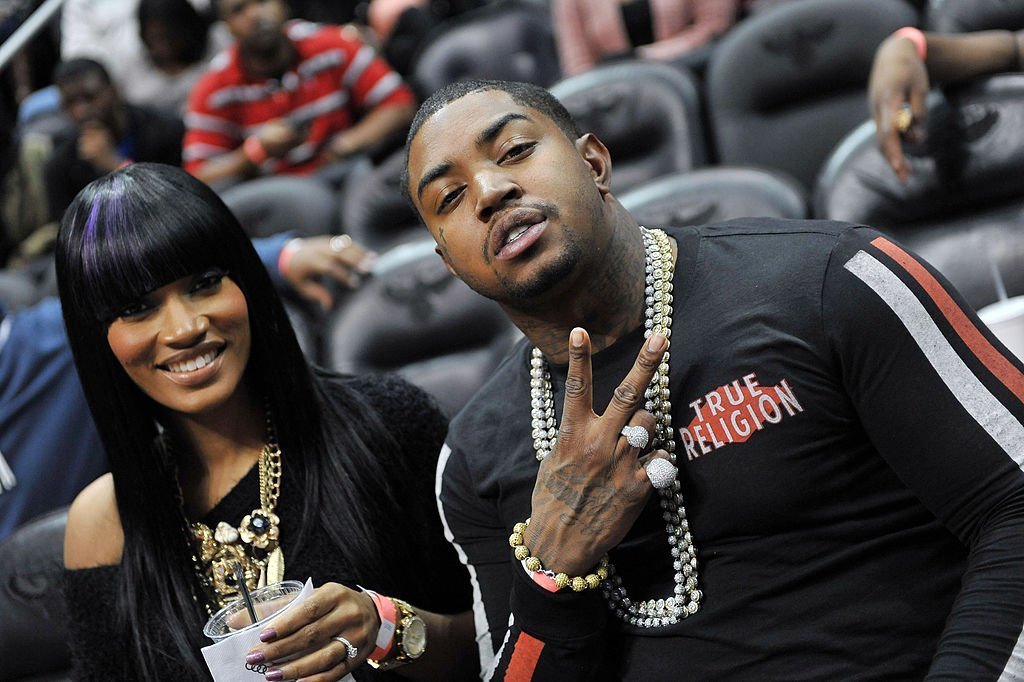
[{"left": 56, "top": 163, "right": 406, "bottom": 678}]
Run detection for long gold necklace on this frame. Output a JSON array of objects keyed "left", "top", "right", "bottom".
[{"left": 186, "top": 416, "right": 285, "bottom": 610}]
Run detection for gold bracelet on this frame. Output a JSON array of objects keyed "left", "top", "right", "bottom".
[{"left": 508, "top": 518, "right": 609, "bottom": 591}]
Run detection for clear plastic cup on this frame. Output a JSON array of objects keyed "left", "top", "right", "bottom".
[{"left": 203, "top": 580, "right": 304, "bottom": 643}]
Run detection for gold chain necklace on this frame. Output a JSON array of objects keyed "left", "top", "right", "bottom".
[{"left": 184, "top": 414, "right": 286, "bottom": 610}]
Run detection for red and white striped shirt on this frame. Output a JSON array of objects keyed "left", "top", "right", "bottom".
[{"left": 183, "top": 21, "right": 414, "bottom": 176}]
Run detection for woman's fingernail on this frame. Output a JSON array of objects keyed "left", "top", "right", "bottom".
[
  {"left": 259, "top": 628, "right": 278, "bottom": 643},
  {"left": 570, "top": 328, "right": 584, "bottom": 347},
  {"left": 265, "top": 669, "right": 284, "bottom": 682},
  {"left": 647, "top": 333, "right": 666, "bottom": 353},
  {"left": 246, "top": 650, "right": 265, "bottom": 664}
]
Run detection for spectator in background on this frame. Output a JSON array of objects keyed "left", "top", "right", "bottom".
[
  {"left": 869, "top": 26, "right": 1024, "bottom": 183},
  {"left": 44, "top": 58, "right": 184, "bottom": 224},
  {"left": 183, "top": 0, "right": 417, "bottom": 236},
  {"left": 552, "top": 0, "right": 739, "bottom": 77},
  {"left": 61, "top": 0, "right": 230, "bottom": 115}
]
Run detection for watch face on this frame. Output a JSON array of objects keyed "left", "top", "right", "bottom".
[{"left": 402, "top": 616, "right": 427, "bottom": 658}]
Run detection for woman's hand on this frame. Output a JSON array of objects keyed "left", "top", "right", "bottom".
[
  {"left": 868, "top": 33, "right": 930, "bottom": 183},
  {"left": 523, "top": 328, "right": 674, "bottom": 576},
  {"left": 245, "top": 582, "right": 380, "bottom": 682}
]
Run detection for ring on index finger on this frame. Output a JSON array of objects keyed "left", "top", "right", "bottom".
[
  {"left": 620, "top": 424, "right": 650, "bottom": 449},
  {"left": 331, "top": 635, "right": 358, "bottom": 660},
  {"left": 330, "top": 234, "right": 353, "bottom": 252}
]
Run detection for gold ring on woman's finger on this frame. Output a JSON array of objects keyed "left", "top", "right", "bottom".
[
  {"left": 331, "top": 635, "right": 358, "bottom": 660},
  {"left": 330, "top": 234, "right": 353, "bottom": 252},
  {"left": 620, "top": 424, "right": 649, "bottom": 449}
]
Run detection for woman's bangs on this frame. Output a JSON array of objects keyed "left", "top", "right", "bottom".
[{"left": 74, "top": 185, "right": 226, "bottom": 323}]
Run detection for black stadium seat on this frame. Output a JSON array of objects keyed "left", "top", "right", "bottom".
[
  {"left": 814, "top": 74, "right": 1024, "bottom": 311},
  {"left": 705, "top": 0, "right": 919, "bottom": 190},
  {"left": 619, "top": 167, "right": 808, "bottom": 229},
  {"left": 550, "top": 60, "right": 707, "bottom": 194}
]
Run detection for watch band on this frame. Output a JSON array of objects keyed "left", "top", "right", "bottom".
[{"left": 366, "top": 598, "right": 425, "bottom": 671}]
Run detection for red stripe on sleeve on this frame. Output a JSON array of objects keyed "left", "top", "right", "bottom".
[
  {"left": 505, "top": 631, "right": 545, "bottom": 681},
  {"left": 871, "top": 236, "right": 1024, "bottom": 403}
]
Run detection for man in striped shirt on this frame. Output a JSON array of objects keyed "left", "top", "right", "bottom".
[{"left": 183, "top": 0, "right": 416, "bottom": 234}]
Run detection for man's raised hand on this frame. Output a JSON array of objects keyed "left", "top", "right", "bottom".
[{"left": 523, "top": 328, "right": 674, "bottom": 577}]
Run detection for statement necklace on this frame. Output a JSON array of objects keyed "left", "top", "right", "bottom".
[
  {"left": 528, "top": 227, "right": 702, "bottom": 628},
  {"left": 186, "top": 414, "right": 285, "bottom": 611}
]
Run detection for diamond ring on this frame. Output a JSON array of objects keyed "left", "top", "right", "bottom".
[
  {"left": 645, "top": 458, "right": 676, "bottom": 490},
  {"left": 620, "top": 424, "right": 650, "bottom": 449},
  {"left": 332, "top": 635, "right": 358, "bottom": 660},
  {"left": 330, "top": 234, "right": 353, "bottom": 252}
]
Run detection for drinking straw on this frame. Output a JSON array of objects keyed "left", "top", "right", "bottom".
[{"left": 235, "top": 563, "right": 259, "bottom": 626}]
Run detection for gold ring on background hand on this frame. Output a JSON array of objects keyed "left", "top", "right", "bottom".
[{"left": 894, "top": 106, "right": 914, "bottom": 134}]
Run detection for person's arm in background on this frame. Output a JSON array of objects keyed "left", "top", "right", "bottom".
[
  {"left": 321, "top": 31, "right": 417, "bottom": 164},
  {"left": 552, "top": 0, "right": 601, "bottom": 77},
  {"left": 868, "top": 28, "right": 1024, "bottom": 182},
  {"left": 183, "top": 72, "right": 305, "bottom": 186},
  {"left": 252, "top": 234, "right": 377, "bottom": 310},
  {"left": 636, "top": 0, "right": 738, "bottom": 63}
]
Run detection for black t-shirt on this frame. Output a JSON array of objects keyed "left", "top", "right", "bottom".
[{"left": 438, "top": 219, "right": 1024, "bottom": 680}]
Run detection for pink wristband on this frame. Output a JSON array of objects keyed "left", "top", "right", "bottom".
[
  {"left": 243, "top": 135, "right": 268, "bottom": 166},
  {"left": 521, "top": 559, "right": 561, "bottom": 593},
  {"left": 366, "top": 590, "right": 397, "bottom": 660},
  {"left": 277, "top": 238, "right": 303, "bottom": 278},
  {"left": 893, "top": 26, "right": 927, "bottom": 61}
]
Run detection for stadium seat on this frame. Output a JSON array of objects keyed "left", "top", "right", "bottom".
[{"left": 551, "top": 59, "right": 707, "bottom": 194}]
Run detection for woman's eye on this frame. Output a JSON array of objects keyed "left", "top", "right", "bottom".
[
  {"left": 117, "top": 302, "right": 152, "bottom": 320},
  {"left": 192, "top": 270, "right": 225, "bottom": 293}
]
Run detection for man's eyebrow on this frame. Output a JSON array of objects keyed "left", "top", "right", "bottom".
[
  {"left": 416, "top": 112, "right": 532, "bottom": 202},
  {"left": 417, "top": 161, "right": 453, "bottom": 202},
  {"left": 477, "top": 112, "right": 531, "bottom": 147}
]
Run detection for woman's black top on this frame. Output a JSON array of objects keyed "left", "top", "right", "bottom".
[{"left": 63, "top": 373, "right": 470, "bottom": 681}]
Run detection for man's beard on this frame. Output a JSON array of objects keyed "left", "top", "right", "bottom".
[{"left": 459, "top": 229, "right": 583, "bottom": 309}]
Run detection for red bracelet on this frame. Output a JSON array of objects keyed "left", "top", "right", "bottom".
[
  {"left": 893, "top": 26, "right": 927, "bottom": 61},
  {"left": 365, "top": 590, "right": 397, "bottom": 660},
  {"left": 522, "top": 560, "right": 561, "bottom": 592},
  {"left": 243, "top": 135, "right": 268, "bottom": 166},
  {"left": 277, "top": 238, "right": 303, "bottom": 278}
]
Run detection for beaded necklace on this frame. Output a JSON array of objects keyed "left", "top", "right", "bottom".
[{"left": 528, "top": 227, "right": 702, "bottom": 627}]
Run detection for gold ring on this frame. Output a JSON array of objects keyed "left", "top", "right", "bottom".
[{"left": 894, "top": 106, "right": 913, "bottom": 134}]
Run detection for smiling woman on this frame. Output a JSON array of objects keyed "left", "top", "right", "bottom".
[{"left": 55, "top": 163, "right": 476, "bottom": 681}]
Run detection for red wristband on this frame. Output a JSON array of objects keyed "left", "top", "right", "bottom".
[
  {"left": 366, "top": 590, "right": 397, "bottom": 660},
  {"left": 277, "top": 238, "right": 303, "bottom": 278},
  {"left": 243, "top": 135, "right": 268, "bottom": 166},
  {"left": 893, "top": 26, "right": 927, "bottom": 61},
  {"left": 521, "top": 559, "right": 561, "bottom": 592}
]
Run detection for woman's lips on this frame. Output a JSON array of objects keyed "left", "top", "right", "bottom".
[{"left": 160, "top": 347, "right": 226, "bottom": 386}]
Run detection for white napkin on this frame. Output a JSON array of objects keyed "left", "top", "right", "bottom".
[{"left": 201, "top": 578, "right": 355, "bottom": 682}]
